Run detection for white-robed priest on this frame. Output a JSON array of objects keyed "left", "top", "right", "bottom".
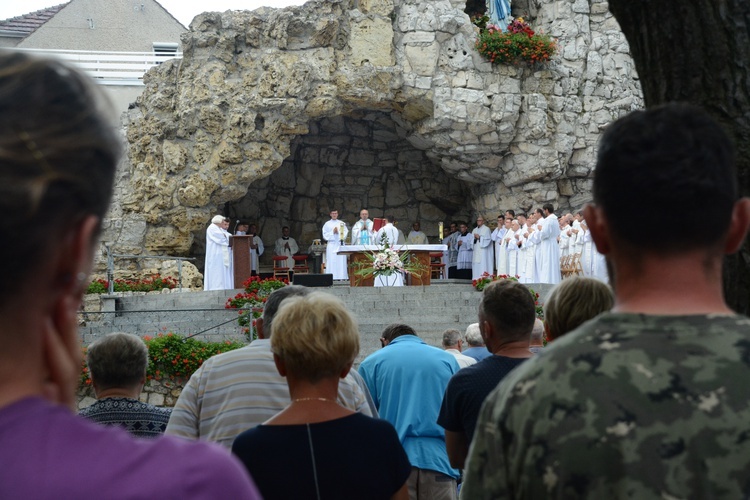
[{"left": 204, "top": 215, "right": 234, "bottom": 290}]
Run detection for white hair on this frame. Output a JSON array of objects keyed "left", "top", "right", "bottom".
[
  {"left": 465, "top": 323, "right": 484, "bottom": 346},
  {"left": 211, "top": 215, "right": 224, "bottom": 224},
  {"left": 530, "top": 319, "right": 545, "bottom": 342}
]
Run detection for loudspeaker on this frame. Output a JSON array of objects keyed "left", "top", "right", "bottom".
[{"left": 293, "top": 274, "right": 334, "bottom": 287}]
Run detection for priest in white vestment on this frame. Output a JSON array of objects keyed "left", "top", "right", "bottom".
[
  {"left": 492, "top": 216, "right": 510, "bottom": 276},
  {"left": 521, "top": 220, "right": 538, "bottom": 284},
  {"left": 374, "top": 216, "right": 399, "bottom": 247},
  {"left": 322, "top": 210, "right": 348, "bottom": 280},
  {"left": 558, "top": 215, "right": 571, "bottom": 257},
  {"left": 247, "top": 224, "right": 264, "bottom": 275},
  {"left": 506, "top": 220, "right": 521, "bottom": 277},
  {"left": 396, "top": 226, "right": 406, "bottom": 244},
  {"left": 274, "top": 226, "right": 299, "bottom": 269},
  {"left": 536, "top": 205, "right": 562, "bottom": 284},
  {"left": 455, "top": 222, "right": 474, "bottom": 280},
  {"left": 592, "top": 249, "right": 609, "bottom": 283},
  {"left": 471, "top": 216, "right": 493, "bottom": 279},
  {"left": 570, "top": 213, "right": 584, "bottom": 255},
  {"left": 407, "top": 222, "right": 429, "bottom": 245},
  {"left": 373, "top": 216, "right": 403, "bottom": 286},
  {"left": 580, "top": 220, "right": 595, "bottom": 276},
  {"left": 204, "top": 215, "right": 233, "bottom": 290},
  {"left": 351, "top": 209, "right": 374, "bottom": 245},
  {"left": 443, "top": 222, "right": 459, "bottom": 278}
]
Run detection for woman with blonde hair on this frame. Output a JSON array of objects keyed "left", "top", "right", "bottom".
[
  {"left": 544, "top": 276, "right": 615, "bottom": 341},
  {"left": 232, "top": 291, "right": 410, "bottom": 500}
]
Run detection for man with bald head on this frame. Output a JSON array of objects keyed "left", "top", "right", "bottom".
[{"left": 351, "top": 209, "right": 374, "bottom": 245}]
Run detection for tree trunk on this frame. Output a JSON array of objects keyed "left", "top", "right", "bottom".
[{"left": 607, "top": 0, "right": 750, "bottom": 314}]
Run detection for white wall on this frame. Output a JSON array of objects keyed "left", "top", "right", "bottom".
[{"left": 19, "top": 0, "right": 185, "bottom": 52}]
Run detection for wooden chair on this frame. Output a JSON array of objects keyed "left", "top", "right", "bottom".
[
  {"left": 429, "top": 252, "right": 446, "bottom": 280},
  {"left": 571, "top": 253, "right": 584, "bottom": 276},
  {"left": 272, "top": 255, "right": 290, "bottom": 280},
  {"left": 560, "top": 254, "right": 572, "bottom": 278},
  {"left": 292, "top": 254, "right": 310, "bottom": 274}
]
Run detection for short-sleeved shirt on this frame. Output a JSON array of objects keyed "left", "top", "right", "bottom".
[
  {"left": 232, "top": 413, "right": 411, "bottom": 499},
  {"left": 79, "top": 397, "right": 171, "bottom": 438},
  {"left": 462, "top": 346, "right": 492, "bottom": 362},
  {"left": 438, "top": 355, "right": 527, "bottom": 442},
  {"left": 461, "top": 313, "right": 750, "bottom": 499},
  {"left": 166, "top": 339, "right": 371, "bottom": 448},
  {"left": 359, "top": 335, "right": 461, "bottom": 479}
]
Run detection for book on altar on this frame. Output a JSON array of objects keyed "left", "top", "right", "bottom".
[{"left": 372, "top": 218, "right": 386, "bottom": 232}]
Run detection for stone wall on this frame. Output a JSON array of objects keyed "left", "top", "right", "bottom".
[
  {"left": 218, "top": 112, "right": 472, "bottom": 266},
  {"left": 77, "top": 378, "right": 185, "bottom": 410},
  {"left": 100, "top": 0, "right": 642, "bottom": 274}
]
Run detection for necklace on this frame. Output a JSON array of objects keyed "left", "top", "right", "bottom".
[{"left": 292, "top": 397, "right": 337, "bottom": 403}]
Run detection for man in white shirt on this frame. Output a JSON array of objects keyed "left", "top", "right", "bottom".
[
  {"left": 441, "top": 329, "right": 477, "bottom": 369},
  {"left": 322, "top": 210, "right": 348, "bottom": 279}
]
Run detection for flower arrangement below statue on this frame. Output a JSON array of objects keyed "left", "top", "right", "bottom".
[
  {"left": 474, "top": 17, "right": 557, "bottom": 66},
  {"left": 353, "top": 235, "right": 428, "bottom": 286}
]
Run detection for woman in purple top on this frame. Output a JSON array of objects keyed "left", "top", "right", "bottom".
[{"left": 0, "top": 51, "right": 259, "bottom": 499}]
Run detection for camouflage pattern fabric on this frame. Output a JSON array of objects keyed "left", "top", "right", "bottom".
[{"left": 461, "top": 313, "right": 750, "bottom": 499}]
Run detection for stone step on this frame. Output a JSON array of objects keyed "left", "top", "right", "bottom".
[{"left": 81, "top": 282, "right": 553, "bottom": 362}]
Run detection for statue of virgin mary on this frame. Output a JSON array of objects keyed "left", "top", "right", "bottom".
[{"left": 488, "top": 0, "right": 511, "bottom": 30}]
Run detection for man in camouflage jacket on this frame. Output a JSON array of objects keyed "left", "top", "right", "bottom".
[{"left": 461, "top": 104, "right": 750, "bottom": 499}]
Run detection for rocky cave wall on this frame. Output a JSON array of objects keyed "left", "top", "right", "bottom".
[
  {"left": 100, "top": 0, "right": 643, "bottom": 274},
  {"left": 211, "top": 112, "right": 471, "bottom": 268}
]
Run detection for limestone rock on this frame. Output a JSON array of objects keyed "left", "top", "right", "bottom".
[{"left": 109, "top": 0, "right": 642, "bottom": 273}]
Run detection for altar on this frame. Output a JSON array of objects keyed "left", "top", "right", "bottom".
[{"left": 338, "top": 244, "right": 447, "bottom": 287}]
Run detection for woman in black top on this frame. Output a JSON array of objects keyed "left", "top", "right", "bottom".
[{"left": 232, "top": 292, "right": 410, "bottom": 500}]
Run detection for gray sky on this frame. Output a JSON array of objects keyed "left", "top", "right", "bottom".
[{"left": 0, "top": 0, "right": 306, "bottom": 28}]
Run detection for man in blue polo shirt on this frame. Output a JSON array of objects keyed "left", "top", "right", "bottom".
[{"left": 359, "top": 324, "right": 460, "bottom": 500}]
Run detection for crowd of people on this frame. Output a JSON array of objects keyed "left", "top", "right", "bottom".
[
  {"left": 4, "top": 53, "right": 750, "bottom": 500},
  {"left": 206, "top": 201, "right": 608, "bottom": 288},
  {"left": 440, "top": 205, "right": 609, "bottom": 284}
]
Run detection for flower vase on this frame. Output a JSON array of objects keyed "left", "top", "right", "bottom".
[{"left": 374, "top": 272, "right": 404, "bottom": 287}]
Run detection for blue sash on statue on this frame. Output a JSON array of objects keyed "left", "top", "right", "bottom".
[{"left": 488, "top": 0, "right": 511, "bottom": 31}]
